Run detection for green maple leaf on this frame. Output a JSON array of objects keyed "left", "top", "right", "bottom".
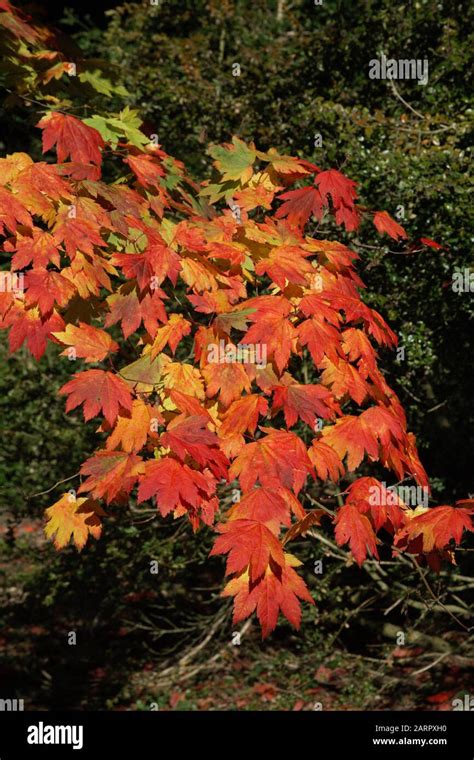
[{"left": 208, "top": 136, "right": 256, "bottom": 184}]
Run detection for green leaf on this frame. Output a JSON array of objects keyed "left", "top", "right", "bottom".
[
  {"left": 79, "top": 69, "right": 129, "bottom": 98},
  {"left": 199, "top": 180, "right": 240, "bottom": 204},
  {"left": 119, "top": 354, "right": 163, "bottom": 394},
  {"left": 84, "top": 108, "right": 149, "bottom": 150},
  {"left": 215, "top": 308, "right": 257, "bottom": 334},
  {"left": 83, "top": 114, "right": 123, "bottom": 146},
  {"left": 208, "top": 136, "right": 256, "bottom": 184}
]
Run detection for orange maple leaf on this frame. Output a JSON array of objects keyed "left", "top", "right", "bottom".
[
  {"left": 105, "top": 398, "right": 161, "bottom": 453},
  {"left": 308, "top": 440, "right": 345, "bottom": 482},
  {"left": 222, "top": 554, "right": 314, "bottom": 638},
  {"left": 203, "top": 361, "right": 251, "bottom": 408},
  {"left": 150, "top": 313, "right": 191, "bottom": 359},
  {"left": 78, "top": 451, "right": 143, "bottom": 504},
  {"left": 53, "top": 322, "right": 118, "bottom": 362},
  {"left": 272, "top": 382, "right": 339, "bottom": 427}
]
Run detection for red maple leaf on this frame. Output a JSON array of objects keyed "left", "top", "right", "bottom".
[
  {"left": 37, "top": 112, "right": 104, "bottom": 176},
  {"left": 211, "top": 519, "right": 285, "bottom": 582},
  {"left": 59, "top": 370, "right": 133, "bottom": 426},
  {"left": 161, "top": 414, "right": 229, "bottom": 479},
  {"left": 6, "top": 306, "right": 64, "bottom": 360},
  {"left": 229, "top": 486, "right": 298, "bottom": 527},
  {"left": 137, "top": 457, "right": 214, "bottom": 516},
  {"left": 0, "top": 186, "right": 32, "bottom": 234},
  {"left": 125, "top": 153, "right": 165, "bottom": 188},
  {"left": 315, "top": 168, "right": 358, "bottom": 209},
  {"left": 275, "top": 186, "right": 324, "bottom": 227},
  {"left": 334, "top": 503, "right": 379, "bottom": 565},
  {"left": 271, "top": 382, "right": 339, "bottom": 427},
  {"left": 394, "top": 504, "right": 473, "bottom": 553},
  {"left": 373, "top": 210, "right": 407, "bottom": 240},
  {"left": 420, "top": 237, "right": 443, "bottom": 250},
  {"left": 222, "top": 558, "right": 314, "bottom": 638},
  {"left": 229, "top": 428, "right": 312, "bottom": 494}
]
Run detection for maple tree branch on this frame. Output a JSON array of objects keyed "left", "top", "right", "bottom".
[
  {"left": 387, "top": 78, "right": 425, "bottom": 120},
  {"left": 138, "top": 606, "right": 238, "bottom": 688},
  {"left": 4, "top": 88, "right": 79, "bottom": 115},
  {"left": 426, "top": 400, "right": 447, "bottom": 414},
  {"left": 305, "top": 494, "right": 335, "bottom": 516},
  {"left": 356, "top": 242, "right": 418, "bottom": 256},
  {"left": 411, "top": 652, "right": 450, "bottom": 676},
  {"left": 276, "top": 0, "right": 286, "bottom": 21},
  {"left": 327, "top": 593, "right": 381, "bottom": 649},
  {"left": 306, "top": 528, "right": 347, "bottom": 559},
  {"left": 407, "top": 554, "right": 470, "bottom": 631},
  {"left": 27, "top": 472, "right": 80, "bottom": 500},
  {"left": 398, "top": 124, "right": 460, "bottom": 135}
]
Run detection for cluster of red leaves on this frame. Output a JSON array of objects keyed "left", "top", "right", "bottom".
[{"left": 0, "top": 2, "right": 471, "bottom": 637}]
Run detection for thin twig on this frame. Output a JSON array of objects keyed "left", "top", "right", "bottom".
[
  {"left": 27, "top": 472, "right": 79, "bottom": 499},
  {"left": 408, "top": 555, "right": 470, "bottom": 631},
  {"left": 411, "top": 652, "right": 449, "bottom": 676},
  {"left": 388, "top": 79, "right": 425, "bottom": 120},
  {"left": 327, "top": 594, "right": 381, "bottom": 649}
]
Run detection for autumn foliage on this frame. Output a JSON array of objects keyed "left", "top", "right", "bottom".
[{"left": 0, "top": 2, "right": 472, "bottom": 637}]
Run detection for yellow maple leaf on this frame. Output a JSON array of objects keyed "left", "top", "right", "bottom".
[
  {"left": 44, "top": 494, "right": 105, "bottom": 550},
  {"left": 162, "top": 360, "right": 205, "bottom": 399}
]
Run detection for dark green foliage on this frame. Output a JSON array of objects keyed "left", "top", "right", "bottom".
[{"left": 0, "top": 338, "right": 97, "bottom": 520}]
